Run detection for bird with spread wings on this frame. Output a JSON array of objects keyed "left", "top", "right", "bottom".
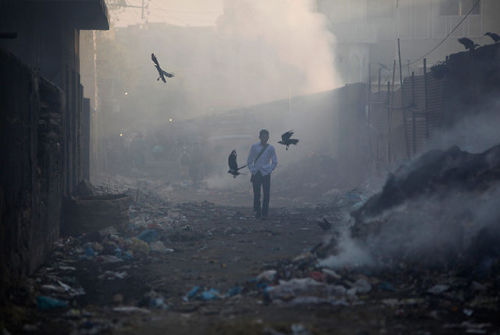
[
  {"left": 278, "top": 131, "right": 299, "bottom": 150},
  {"left": 485, "top": 32, "right": 500, "bottom": 43},
  {"left": 151, "top": 53, "right": 175, "bottom": 83}
]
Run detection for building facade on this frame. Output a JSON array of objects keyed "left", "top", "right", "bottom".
[
  {"left": 318, "top": 0, "right": 500, "bottom": 84},
  {"left": 0, "top": 0, "right": 108, "bottom": 296}
]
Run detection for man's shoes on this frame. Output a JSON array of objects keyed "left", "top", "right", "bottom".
[
  {"left": 260, "top": 216, "right": 267, "bottom": 221},
  {"left": 255, "top": 211, "right": 261, "bottom": 219}
]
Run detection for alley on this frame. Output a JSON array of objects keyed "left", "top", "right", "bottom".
[
  {"left": 2, "top": 1, "right": 500, "bottom": 334},
  {"left": 3, "top": 176, "right": 499, "bottom": 334}
]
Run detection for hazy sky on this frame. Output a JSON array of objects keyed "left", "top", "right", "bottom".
[{"left": 111, "top": 0, "right": 224, "bottom": 27}]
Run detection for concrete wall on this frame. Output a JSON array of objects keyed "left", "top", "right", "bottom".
[
  {"left": 0, "top": 1, "right": 107, "bottom": 296},
  {"left": 0, "top": 49, "right": 63, "bottom": 296}
]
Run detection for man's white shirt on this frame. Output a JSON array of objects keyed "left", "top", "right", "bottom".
[{"left": 247, "top": 142, "right": 278, "bottom": 176}]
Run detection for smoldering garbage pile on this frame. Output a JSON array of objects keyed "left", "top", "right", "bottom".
[
  {"left": 246, "top": 145, "right": 500, "bottom": 331},
  {"left": 349, "top": 144, "right": 500, "bottom": 268}
]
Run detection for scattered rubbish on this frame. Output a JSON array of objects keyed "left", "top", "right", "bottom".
[
  {"left": 183, "top": 286, "right": 201, "bottom": 302},
  {"left": 225, "top": 286, "right": 243, "bottom": 297},
  {"left": 309, "top": 271, "right": 326, "bottom": 282},
  {"left": 291, "top": 323, "right": 310, "bottom": 335},
  {"left": 257, "top": 270, "right": 277, "bottom": 282},
  {"left": 378, "top": 282, "right": 395, "bottom": 292},
  {"left": 200, "top": 288, "right": 222, "bottom": 301},
  {"left": 98, "top": 255, "right": 123, "bottom": 264},
  {"left": 349, "top": 278, "right": 371, "bottom": 294},
  {"left": 113, "top": 306, "right": 151, "bottom": 314},
  {"left": 98, "top": 271, "right": 128, "bottom": 280},
  {"left": 129, "top": 237, "right": 150, "bottom": 256},
  {"left": 463, "top": 308, "right": 473, "bottom": 317},
  {"left": 321, "top": 268, "right": 341, "bottom": 280},
  {"left": 137, "top": 229, "right": 159, "bottom": 243},
  {"left": 150, "top": 240, "right": 173, "bottom": 253},
  {"left": 84, "top": 245, "right": 95, "bottom": 258},
  {"left": 427, "top": 284, "right": 450, "bottom": 295},
  {"left": 150, "top": 297, "right": 169, "bottom": 310},
  {"left": 36, "top": 296, "right": 69, "bottom": 310}
]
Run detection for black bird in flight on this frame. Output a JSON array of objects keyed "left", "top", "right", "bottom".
[
  {"left": 228, "top": 150, "right": 247, "bottom": 178},
  {"left": 458, "top": 37, "right": 479, "bottom": 51},
  {"left": 485, "top": 32, "right": 500, "bottom": 43},
  {"left": 278, "top": 131, "right": 299, "bottom": 150},
  {"left": 151, "top": 53, "right": 174, "bottom": 83}
]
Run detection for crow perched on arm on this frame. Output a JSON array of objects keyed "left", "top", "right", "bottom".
[
  {"left": 228, "top": 150, "right": 247, "bottom": 178},
  {"left": 458, "top": 37, "right": 479, "bottom": 51},
  {"left": 278, "top": 131, "right": 299, "bottom": 150},
  {"left": 151, "top": 53, "right": 175, "bottom": 83},
  {"left": 485, "top": 32, "right": 500, "bottom": 43}
]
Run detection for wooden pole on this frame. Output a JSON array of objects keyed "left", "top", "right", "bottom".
[
  {"left": 367, "top": 62, "right": 371, "bottom": 122},
  {"left": 390, "top": 60, "right": 396, "bottom": 162},
  {"left": 423, "top": 58, "right": 429, "bottom": 140},
  {"left": 411, "top": 71, "right": 416, "bottom": 155},
  {"left": 387, "top": 81, "right": 392, "bottom": 164},
  {"left": 378, "top": 67, "right": 381, "bottom": 93},
  {"left": 368, "top": 63, "right": 372, "bottom": 94},
  {"left": 398, "top": 38, "right": 410, "bottom": 159}
]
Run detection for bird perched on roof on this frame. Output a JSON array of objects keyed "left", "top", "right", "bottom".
[
  {"left": 278, "top": 131, "right": 299, "bottom": 150},
  {"left": 485, "top": 32, "right": 500, "bottom": 43},
  {"left": 151, "top": 53, "right": 175, "bottom": 83},
  {"left": 458, "top": 37, "right": 479, "bottom": 51},
  {"left": 228, "top": 150, "right": 247, "bottom": 178}
]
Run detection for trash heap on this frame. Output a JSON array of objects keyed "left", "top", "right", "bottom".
[
  {"left": 350, "top": 144, "right": 500, "bottom": 267},
  {"left": 225, "top": 145, "right": 500, "bottom": 332}
]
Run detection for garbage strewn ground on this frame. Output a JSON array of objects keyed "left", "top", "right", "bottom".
[{"left": 3, "top": 145, "right": 500, "bottom": 334}]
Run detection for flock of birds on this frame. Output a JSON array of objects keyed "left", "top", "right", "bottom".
[
  {"left": 227, "top": 131, "right": 299, "bottom": 178},
  {"left": 151, "top": 32, "right": 500, "bottom": 179},
  {"left": 458, "top": 32, "right": 499, "bottom": 51}
]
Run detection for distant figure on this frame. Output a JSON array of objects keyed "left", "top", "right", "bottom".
[
  {"left": 151, "top": 53, "right": 175, "bottom": 83},
  {"left": 458, "top": 37, "right": 479, "bottom": 51},
  {"left": 247, "top": 129, "right": 278, "bottom": 219},
  {"left": 485, "top": 32, "right": 500, "bottom": 43},
  {"left": 278, "top": 130, "right": 299, "bottom": 150},
  {"left": 227, "top": 150, "right": 247, "bottom": 178}
]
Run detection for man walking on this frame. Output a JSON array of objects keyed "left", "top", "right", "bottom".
[{"left": 247, "top": 129, "right": 278, "bottom": 219}]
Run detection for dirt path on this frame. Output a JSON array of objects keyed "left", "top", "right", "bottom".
[{"left": 6, "top": 184, "right": 500, "bottom": 335}]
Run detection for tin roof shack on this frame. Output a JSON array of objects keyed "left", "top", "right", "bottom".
[{"left": 0, "top": 0, "right": 108, "bottom": 299}]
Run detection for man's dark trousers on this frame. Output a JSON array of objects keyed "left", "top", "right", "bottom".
[{"left": 252, "top": 171, "right": 271, "bottom": 217}]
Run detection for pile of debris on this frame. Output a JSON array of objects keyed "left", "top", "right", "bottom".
[{"left": 348, "top": 144, "right": 500, "bottom": 267}]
